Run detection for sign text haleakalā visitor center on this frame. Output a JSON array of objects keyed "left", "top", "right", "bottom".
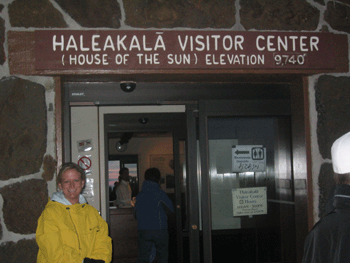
[{"left": 35, "top": 30, "right": 336, "bottom": 70}]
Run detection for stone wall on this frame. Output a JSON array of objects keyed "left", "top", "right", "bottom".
[
  {"left": 0, "top": 0, "right": 349, "bottom": 262},
  {"left": 0, "top": 75, "right": 56, "bottom": 261}
]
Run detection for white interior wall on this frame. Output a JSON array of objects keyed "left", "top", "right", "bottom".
[
  {"left": 109, "top": 136, "right": 176, "bottom": 192},
  {"left": 71, "top": 107, "right": 100, "bottom": 212}
]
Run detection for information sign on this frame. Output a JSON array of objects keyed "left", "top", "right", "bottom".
[
  {"left": 232, "top": 187, "right": 267, "bottom": 217},
  {"left": 232, "top": 145, "right": 266, "bottom": 172},
  {"left": 34, "top": 30, "right": 337, "bottom": 71}
]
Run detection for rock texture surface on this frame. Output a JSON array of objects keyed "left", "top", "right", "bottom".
[
  {"left": 42, "top": 154, "right": 56, "bottom": 182},
  {"left": 0, "top": 16, "right": 5, "bottom": 66},
  {"left": 0, "top": 77, "right": 47, "bottom": 180},
  {"left": 8, "top": 0, "right": 67, "bottom": 28},
  {"left": 318, "top": 163, "right": 335, "bottom": 218},
  {"left": 54, "top": 0, "right": 121, "bottom": 28},
  {"left": 240, "top": 0, "right": 320, "bottom": 30},
  {"left": 315, "top": 75, "right": 350, "bottom": 160},
  {"left": 123, "top": 0, "right": 235, "bottom": 28},
  {"left": 324, "top": 1, "right": 350, "bottom": 33},
  {"left": 0, "top": 179, "right": 47, "bottom": 234},
  {"left": 0, "top": 239, "right": 38, "bottom": 263}
]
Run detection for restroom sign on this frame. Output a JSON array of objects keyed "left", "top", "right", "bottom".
[{"left": 232, "top": 145, "right": 266, "bottom": 172}]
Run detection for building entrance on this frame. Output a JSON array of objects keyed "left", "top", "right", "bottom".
[{"left": 65, "top": 80, "right": 308, "bottom": 263}]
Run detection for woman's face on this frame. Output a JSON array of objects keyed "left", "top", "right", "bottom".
[{"left": 58, "top": 168, "right": 85, "bottom": 205}]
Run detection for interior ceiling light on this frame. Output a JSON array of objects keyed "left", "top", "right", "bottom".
[
  {"left": 116, "top": 141, "right": 127, "bottom": 152},
  {"left": 139, "top": 117, "right": 149, "bottom": 124},
  {"left": 115, "top": 132, "right": 133, "bottom": 152}
]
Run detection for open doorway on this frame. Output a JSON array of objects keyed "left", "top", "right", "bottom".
[{"left": 104, "top": 113, "right": 186, "bottom": 263}]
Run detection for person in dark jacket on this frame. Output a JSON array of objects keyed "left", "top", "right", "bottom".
[
  {"left": 302, "top": 131, "right": 350, "bottom": 263},
  {"left": 134, "top": 167, "right": 174, "bottom": 263}
]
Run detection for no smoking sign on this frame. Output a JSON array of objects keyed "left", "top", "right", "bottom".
[{"left": 78, "top": 156, "right": 92, "bottom": 170}]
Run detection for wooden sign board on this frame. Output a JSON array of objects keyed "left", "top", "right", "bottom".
[{"left": 35, "top": 30, "right": 337, "bottom": 71}]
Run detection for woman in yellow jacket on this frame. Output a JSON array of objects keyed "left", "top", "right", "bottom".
[{"left": 36, "top": 162, "right": 112, "bottom": 263}]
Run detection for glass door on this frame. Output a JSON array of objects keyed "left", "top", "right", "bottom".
[{"left": 197, "top": 99, "right": 300, "bottom": 263}]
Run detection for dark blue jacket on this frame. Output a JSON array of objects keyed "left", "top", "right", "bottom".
[
  {"left": 134, "top": 180, "right": 174, "bottom": 230},
  {"left": 302, "top": 184, "right": 350, "bottom": 263}
]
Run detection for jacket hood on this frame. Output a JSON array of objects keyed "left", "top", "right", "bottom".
[
  {"left": 51, "top": 191, "right": 87, "bottom": 205},
  {"left": 334, "top": 184, "right": 350, "bottom": 196},
  {"left": 333, "top": 184, "right": 350, "bottom": 209},
  {"left": 141, "top": 180, "right": 160, "bottom": 192}
]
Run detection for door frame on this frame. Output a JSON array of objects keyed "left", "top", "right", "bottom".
[
  {"left": 102, "top": 107, "right": 187, "bottom": 262},
  {"left": 60, "top": 77, "right": 309, "bottom": 263},
  {"left": 99, "top": 106, "right": 186, "bottom": 218}
]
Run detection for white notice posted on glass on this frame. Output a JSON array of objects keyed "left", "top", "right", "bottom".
[
  {"left": 232, "top": 145, "right": 266, "bottom": 172},
  {"left": 232, "top": 187, "right": 267, "bottom": 217}
]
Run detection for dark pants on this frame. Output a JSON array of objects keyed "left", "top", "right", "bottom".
[{"left": 136, "top": 229, "right": 169, "bottom": 263}]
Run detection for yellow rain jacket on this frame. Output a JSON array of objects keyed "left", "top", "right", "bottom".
[{"left": 36, "top": 194, "right": 112, "bottom": 263}]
